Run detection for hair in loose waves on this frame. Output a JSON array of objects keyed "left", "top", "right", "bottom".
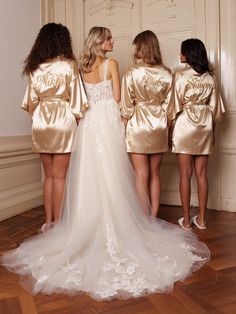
[
  {"left": 181, "top": 38, "right": 212, "bottom": 74},
  {"left": 23, "top": 23, "right": 76, "bottom": 75},
  {"left": 79, "top": 26, "right": 111, "bottom": 72},
  {"left": 133, "top": 30, "right": 163, "bottom": 66}
]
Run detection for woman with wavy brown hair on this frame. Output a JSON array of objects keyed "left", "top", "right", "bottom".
[
  {"left": 21, "top": 23, "right": 88, "bottom": 232},
  {"left": 121, "top": 30, "right": 172, "bottom": 217}
]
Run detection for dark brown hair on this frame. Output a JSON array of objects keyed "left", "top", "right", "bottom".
[
  {"left": 181, "top": 38, "right": 211, "bottom": 74},
  {"left": 23, "top": 23, "right": 76, "bottom": 75}
]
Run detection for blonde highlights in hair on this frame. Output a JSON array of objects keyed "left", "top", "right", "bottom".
[
  {"left": 133, "top": 30, "right": 162, "bottom": 66},
  {"left": 79, "top": 26, "right": 111, "bottom": 72}
]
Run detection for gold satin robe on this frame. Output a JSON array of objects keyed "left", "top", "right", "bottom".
[
  {"left": 121, "top": 62, "right": 172, "bottom": 154},
  {"left": 22, "top": 57, "right": 88, "bottom": 153},
  {"left": 168, "top": 66, "right": 225, "bottom": 155}
]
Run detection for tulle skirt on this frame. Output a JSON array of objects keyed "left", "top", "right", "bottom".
[{"left": 1, "top": 99, "right": 210, "bottom": 300}]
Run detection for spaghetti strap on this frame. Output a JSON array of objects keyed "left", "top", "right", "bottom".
[{"left": 103, "top": 58, "right": 109, "bottom": 81}]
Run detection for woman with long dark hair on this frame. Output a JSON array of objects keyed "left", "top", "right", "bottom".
[
  {"left": 121, "top": 30, "right": 172, "bottom": 217},
  {"left": 21, "top": 23, "right": 88, "bottom": 232},
  {"left": 169, "top": 38, "right": 225, "bottom": 230}
]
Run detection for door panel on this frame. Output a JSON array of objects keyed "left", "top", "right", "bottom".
[{"left": 83, "top": 0, "right": 142, "bottom": 77}]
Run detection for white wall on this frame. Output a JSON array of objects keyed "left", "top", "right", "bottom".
[
  {"left": 0, "top": 1, "right": 43, "bottom": 221},
  {"left": 0, "top": 0, "right": 41, "bottom": 136}
]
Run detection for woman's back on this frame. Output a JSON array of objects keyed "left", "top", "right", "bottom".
[
  {"left": 174, "top": 66, "right": 215, "bottom": 105},
  {"left": 82, "top": 59, "right": 114, "bottom": 105},
  {"left": 124, "top": 63, "right": 172, "bottom": 104},
  {"left": 29, "top": 57, "right": 77, "bottom": 99}
]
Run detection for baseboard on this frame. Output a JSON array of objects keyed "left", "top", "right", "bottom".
[{"left": 0, "top": 135, "right": 43, "bottom": 221}]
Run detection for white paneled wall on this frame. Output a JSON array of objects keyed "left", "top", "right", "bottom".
[{"left": 219, "top": 0, "right": 236, "bottom": 212}]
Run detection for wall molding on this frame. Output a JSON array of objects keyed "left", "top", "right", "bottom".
[
  {"left": 221, "top": 144, "right": 236, "bottom": 155},
  {"left": 220, "top": 197, "right": 236, "bottom": 212},
  {"left": 0, "top": 183, "right": 43, "bottom": 221},
  {"left": 0, "top": 135, "right": 43, "bottom": 221}
]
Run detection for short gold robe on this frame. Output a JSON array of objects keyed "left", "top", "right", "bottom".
[
  {"left": 168, "top": 66, "right": 225, "bottom": 155},
  {"left": 121, "top": 62, "right": 172, "bottom": 154},
  {"left": 22, "top": 57, "right": 88, "bottom": 153}
]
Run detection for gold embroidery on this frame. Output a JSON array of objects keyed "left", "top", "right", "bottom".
[
  {"left": 186, "top": 79, "right": 214, "bottom": 91},
  {"left": 142, "top": 74, "right": 167, "bottom": 89}
]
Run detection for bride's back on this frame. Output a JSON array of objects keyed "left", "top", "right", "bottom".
[{"left": 83, "top": 58, "right": 111, "bottom": 84}]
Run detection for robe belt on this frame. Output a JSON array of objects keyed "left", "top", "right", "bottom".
[
  {"left": 185, "top": 102, "right": 206, "bottom": 108},
  {"left": 39, "top": 96, "right": 69, "bottom": 102},
  {"left": 136, "top": 101, "right": 161, "bottom": 106}
]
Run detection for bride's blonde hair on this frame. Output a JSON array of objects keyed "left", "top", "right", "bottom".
[{"left": 79, "top": 26, "right": 111, "bottom": 72}]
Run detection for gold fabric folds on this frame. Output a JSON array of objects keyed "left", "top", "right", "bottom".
[
  {"left": 168, "top": 66, "right": 225, "bottom": 155},
  {"left": 22, "top": 57, "right": 88, "bottom": 153},
  {"left": 121, "top": 62, "right": 172, "bottom": 154}
]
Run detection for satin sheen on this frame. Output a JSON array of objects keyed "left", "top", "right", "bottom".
[
  {"left": 22, "top": 57, "right": 88, "bottom": 153},
  {"left": 168, "top": 66, "right": 225, "bottom": 155},
  {"left": 1, "top": 60, "right": 210, "bottom": 300},
  {"left": 121, "top": 62, "right": 172, "bottom": 154}
]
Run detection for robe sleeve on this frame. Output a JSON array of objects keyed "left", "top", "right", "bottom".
[
  {"left": 162, "top": 73, "right": 173, "bottom": 118},
  {"left": 120, "top": 69, "right": 135, "bottom": 119},
  {"left": 21, "top": 77, "right": 39, "bottom": 115},
  {"left": 208, "top": 76, "right": 225, "bottom": 122},
  {"left": 69, "top": 63, "right": 89, "bottom": 119},
  {"left": 167, "top": 71, "right": 183, "bottom": 122}
]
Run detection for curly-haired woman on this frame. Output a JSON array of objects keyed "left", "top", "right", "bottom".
[{"left": 21, "top": 23, "right": 88, "bottom": 232}]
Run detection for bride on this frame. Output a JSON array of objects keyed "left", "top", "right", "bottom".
[{"left": 1, "top": 26, "right": 210, "bottom": 301}]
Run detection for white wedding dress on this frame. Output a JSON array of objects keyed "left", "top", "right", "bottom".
[{"left": 1, "top": 60, "right": 210, "bottom": 301}]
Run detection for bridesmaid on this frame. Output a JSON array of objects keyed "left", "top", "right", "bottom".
[
  {"left": 168, "top": 38, "right": 225, "bottom": 230},
  {"left": 21, "top": 23, "right": 88, "bottom": 232},
  {"left": 121, "top": 30, "right": 172, "bottom": 217}
]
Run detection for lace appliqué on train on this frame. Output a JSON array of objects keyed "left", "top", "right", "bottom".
[{"left": 96, "top": 224, "right": 157, "bottom": 298}]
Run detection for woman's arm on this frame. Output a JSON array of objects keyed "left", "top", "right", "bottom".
[
  {"left": 109, "top": 58, "right": 121, "bottom": 103},
  {"left": 69, "top": 62, "right": 89, "bottom": 119}
]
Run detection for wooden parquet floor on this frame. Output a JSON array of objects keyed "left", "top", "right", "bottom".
[{"left": 0, "top": 206, "right": 236, "bottom": 314}]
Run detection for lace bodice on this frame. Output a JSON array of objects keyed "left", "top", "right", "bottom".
[{"left": 83, "top": 59, "right": 114, "bottom": 105}]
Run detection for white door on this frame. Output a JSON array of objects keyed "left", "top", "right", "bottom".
[{"left": 83, "top": 0, "right": 142, "bottom": 77}]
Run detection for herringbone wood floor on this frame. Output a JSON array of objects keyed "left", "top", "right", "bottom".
[{"left": 0, "top": 206, "right": 236, "bottom": 314}]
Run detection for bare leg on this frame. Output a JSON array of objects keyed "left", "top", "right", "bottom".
[
  {"left": 130, "top": 153, "right": 150, "bottom": 215},
  {"left": 52, "top": 153, "right": 71, "bottom": 221},
  {"left": 176, "top": 154, "right": 193, "bottom": 229},
  {"left": 149, "top": 153, "right": 164, "bottom": 217},
  {"left": 40, "top": 153, "right": 53, "bottom": 225},
  {"left": 193, "top": 155, "right": 209, "bottom": 227}
]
